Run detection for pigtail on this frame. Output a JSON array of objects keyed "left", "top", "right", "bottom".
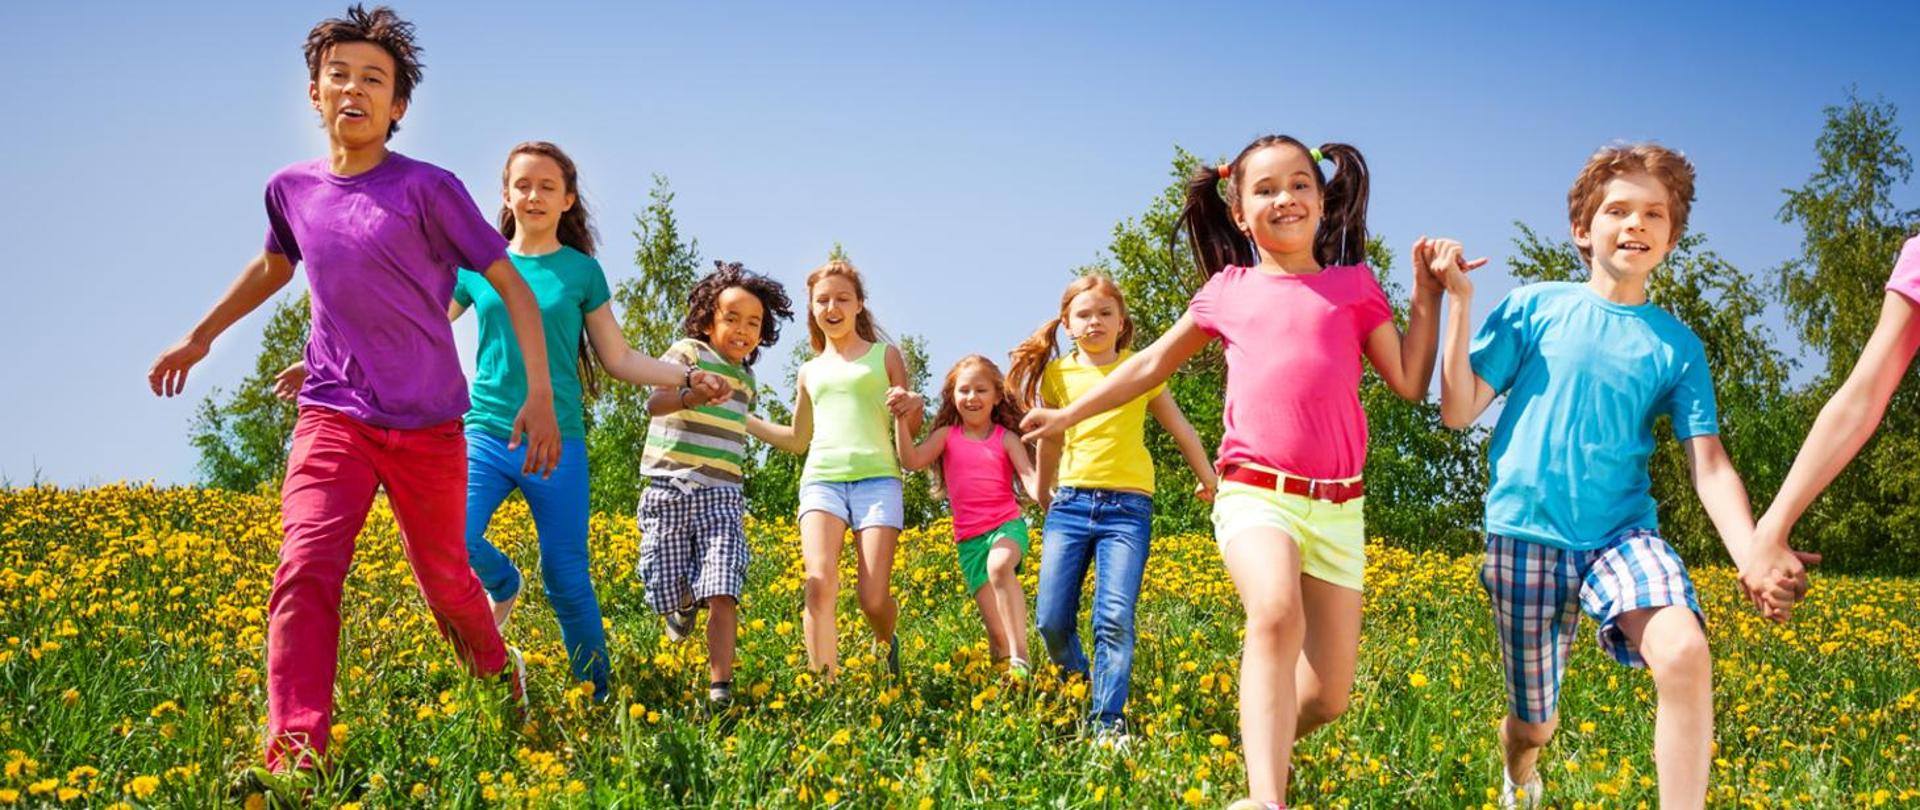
[
  {"left": 1175, "top": 164, "right": 1255, "bottom": 280},
  {"left": 1315, "top": 142, "right": 1371, "bottom": 267},
  {"left": 1006, "top": 317, "right": 1062, "bottom": 410}
]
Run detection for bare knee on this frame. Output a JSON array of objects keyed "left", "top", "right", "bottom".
[
  {"left": 1641, "top": 623, "right": 1711, "bottom": 685},
  {"left": 985, "top": 549, "right": 1019, "bottom": 584},
  {"left": 1242, "top": 593, "right": 1303, "bottom": 647},
  {"left": 1505, "top": 715, "right": 1558, "bottom": 749},
  {"left": 856, "top": 579, "right": 892, "bottom": 617},
  {"left": 804, "top": 572, "right": 839, "bottom": 608},
  {"left": 1299, "top": 689, "right": 1351, "bottom": 729}
]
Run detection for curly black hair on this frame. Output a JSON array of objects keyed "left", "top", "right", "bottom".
[{"left": 681, "top": 260, "right": 794, "bottom": 368}]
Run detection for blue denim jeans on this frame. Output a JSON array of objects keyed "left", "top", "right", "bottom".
[
  {"left": 465, "top": 431, "right": 609, "bottom": 700},
  {"left": 1033, "top": 486, "right": 1153, "bottom": 728}
]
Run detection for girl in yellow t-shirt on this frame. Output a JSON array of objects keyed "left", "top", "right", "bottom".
[{"left": 1005, "top": 273, "right": 1218, "bottom": 744}]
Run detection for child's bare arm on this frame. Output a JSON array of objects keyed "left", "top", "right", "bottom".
[
  {"left": 1684, "top": 435, "right": 1815, "bottom": 621},
  {"left": 896, "top": 424, "right": 947, "bottom": 473},
  {"left": 1003, "top": 428, "right": 1043, "bottom": 503},
  {"left": 747, "top": 373, "right": 813, "bottom": 455},
  {"left": 1022, "top": 314, "right": 1211, "bottom": 441},
  {"left": 150, "top": 251, "right": 296, "bottom": 397},
  {"left": 1757, "top": 290, "right": 1920, "bottom": 542},
  {"left": 1148, "top": 390, "right": 1218, "bottom": 500},
  {"left": 1366, "top": 238, "right": 1487, "bottom": 402},
  {"left": 884, "top": 345, "right": 925, "bottom": 436},
  {"left": 1437, "top": 258, "right": 1498, "bottom": 429},
  {"left": 584, "top": 305, "right": 729, "bottom": 396}
]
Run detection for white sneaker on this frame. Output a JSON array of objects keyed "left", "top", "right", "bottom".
[
  {"left": 487, "top": 590, "right": 518, "bottom": 634},
  {"left": 1500, "top": 770, "right": 1542, "bottom": 810},
  {"left": 663, "top": 599, "right": 697, "bottom": 643}
]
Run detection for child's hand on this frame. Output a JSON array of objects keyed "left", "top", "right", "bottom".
[
  {"left": 510, "top": 394, "right": 563, "bottom": 479},
  {"left": 1741, "top": 522, "right": 1823, "bottom": 622},
  {"left": 885, "top": 387, "right": 923, "bottom": 418},
  {"left": 689, "top": 370, "right": 730, "bottom": 404},
  {"left": 1193, "top": 479, "right": 1217, "bottom": 504},
  {"left": 148, "top": 337, "right": 211, "bottom": 397},
  {"left": 1411, "top": 237, "right": 1444, "bottom": 296},
  {"left": 1423, "top": 237, "right": 1487, "bottom": 298},
  {"left": 1020, "top": 408, "right": 1069, "bottom": 442},
  {"left": 272, "top": 362, "right": 307, "bottom": 402}
]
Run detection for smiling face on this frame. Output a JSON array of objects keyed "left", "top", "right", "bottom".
[
  {"left": 1064, "top": 289, "right": 1123, "bottom": 357},
  {"left": 502, "top": 152, "right": 575, "bottom": 241},
  {"left": 706, "top": 286, "right": 766, "bottom": 366},
  {"left": 1232, "top": 143, "right": 1323, "bottom": 261},
  {"left": 308, "top": 41, "right": 405, "bottom": 149},
  {"left": 949, "top": 364, "right": 1002, "bottom": 430},
  {"left": 1574, "top": 172, "right": 1677, "bottom": 282},
  {"left": 809, "top": 273, "right": 863, "bottom": 345}
]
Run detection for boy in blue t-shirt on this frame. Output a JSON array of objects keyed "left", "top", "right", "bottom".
[{"left": 1435, "top": 143, "right": 1813, "bottom": 809}]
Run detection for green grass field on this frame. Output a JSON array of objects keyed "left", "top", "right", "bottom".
[{"left": 1, "top": 484, "right": 1916, "bottom": 807}]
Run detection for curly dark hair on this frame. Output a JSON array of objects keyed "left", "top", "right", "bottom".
[
  {"left": 681, "top": 261, "right": 794, "bottom": 368},
  {"left": 304, "top": 5, "right": 423, "bottom": 141}
]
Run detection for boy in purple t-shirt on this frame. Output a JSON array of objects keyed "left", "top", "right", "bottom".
[{"left": 146, "top": 5, "right": 559, "bottom": 788}]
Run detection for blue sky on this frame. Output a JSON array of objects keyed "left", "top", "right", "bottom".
[{"left": 3, "top": 1, "right": 1918, "bottom": 485}]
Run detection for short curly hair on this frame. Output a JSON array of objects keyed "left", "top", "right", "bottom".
[
  {"left": 681, "top": 261, "right": 794, "bottom": 368},
  {"left": 304, "top": 5, "right": 423, "bottom": 141},
  {"left": 1567, "top": 142, "right": 1696, "bottom": 261}
]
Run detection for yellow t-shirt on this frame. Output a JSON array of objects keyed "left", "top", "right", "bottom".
[{"left": 1040, "top": 350, "right": 1165, "bottom": 494}]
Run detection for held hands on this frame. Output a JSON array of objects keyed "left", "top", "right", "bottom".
[
  {"left": 509, "top": 392, "right": 562, "bottom": 479},
  {"left": 273, "top": 362, "right": 307, "bottom": 402},
  {"left": 1739, "top": 521, "right": 1824, "bottom": 623},
  {"left": 885, "top": 386, "right": 924, "bottom": 419},
  {"left": 1412, "top": 236, "right": 1487, "bottom": 298},
  {"left": 682, "top": 369, "right": 731, "bottom": 407},
  {"left": 148, "top": 336, "right": 211, "bottom": 397}
]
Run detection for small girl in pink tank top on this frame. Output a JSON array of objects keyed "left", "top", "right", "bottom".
[{"left": 896, "top": 355, "right": 1042, "bottom": 677}]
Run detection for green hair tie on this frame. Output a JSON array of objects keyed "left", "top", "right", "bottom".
[{"left": 1310, "top": 147, "right": 1325, "bottom": 162}]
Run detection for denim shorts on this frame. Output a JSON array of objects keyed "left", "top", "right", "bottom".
[{"left": 798, "top": 476, "right": 905, "bottom": 530}]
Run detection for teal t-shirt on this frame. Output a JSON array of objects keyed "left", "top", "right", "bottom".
[
  {"left": 1470, "top": 282, "right": 1719, "bottom": 550},
  {"left": 452, "top": 246, "right": 612, "bottom": 440}
]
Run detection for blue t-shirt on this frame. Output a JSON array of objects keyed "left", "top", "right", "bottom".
[
  {"left": 452, "top": 246, "right": 612, "bottom": 440},
  {"left": 1470, "top": 282, "right": 1719, "bottom": 550}
]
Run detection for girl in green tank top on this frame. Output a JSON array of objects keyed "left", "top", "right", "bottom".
[{"left": 750, "top": 259, "right": 924, "bottom": 678}]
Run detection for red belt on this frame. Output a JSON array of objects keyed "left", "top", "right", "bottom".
[{"left": 1220, "top": 464, "right": 1365, "bottom": 504}]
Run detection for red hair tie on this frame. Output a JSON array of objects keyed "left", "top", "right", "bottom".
[{"left": 1216, "top": 163, "right": 1230, "bottom": 180}]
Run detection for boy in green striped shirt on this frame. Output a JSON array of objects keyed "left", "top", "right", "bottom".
[{"left": 638, "top": 262, "right": 793, "bottom": 704}]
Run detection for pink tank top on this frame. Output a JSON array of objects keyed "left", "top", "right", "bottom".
[{"left": 941, "top": 424, "right": 1022, "bottom": 541}]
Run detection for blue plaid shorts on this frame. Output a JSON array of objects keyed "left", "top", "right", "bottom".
[
  {"left": 636, "top": 480, "right": 751, "bottom": 615},
  {"left": 1480, "top": 528, "right": 1704, "bottom": 723}
]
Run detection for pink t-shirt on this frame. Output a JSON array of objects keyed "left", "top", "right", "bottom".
[
  {"left": 1187, "top": 263, "right": 1393, "bottom": 480},
  {"left": 941, "top": 424, "right": 1022, "bottom": 541},
  {"left": 1884, "top": 235, "right": 1920, "bottom": 306}
]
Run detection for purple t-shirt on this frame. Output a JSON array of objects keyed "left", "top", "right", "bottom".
[{"left": 264, "top": 153, "right": 508, "bottom": 428}]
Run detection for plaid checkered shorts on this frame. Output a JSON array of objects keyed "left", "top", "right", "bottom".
[
  {"left": 1480, "top": 528, "right": 1704, "bottom": 723},
  {"left": 636, "top": 480, "right": 750, "bottom": 615}
]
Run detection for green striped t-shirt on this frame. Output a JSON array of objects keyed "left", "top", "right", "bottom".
[{"left": 640, "top": 339, "right": 756, "bottom": 488}]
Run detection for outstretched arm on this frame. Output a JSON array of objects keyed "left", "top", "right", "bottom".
[
  {"left": 1147, "top": 390, "right": 1218, "bottom": 501},
  {"left": 149, "top": 251, "right": 296, "bottom": 397},
  {"left": 1021, "top": 313, "right": 1212, "bottom": 442}
]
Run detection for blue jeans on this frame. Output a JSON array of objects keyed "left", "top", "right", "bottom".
[
  {"left": 1033, "top": 486, "right": 1153, "bottom": 728},
  {"left": 465, "top": 431, "right": 609, "bottom": 699}
]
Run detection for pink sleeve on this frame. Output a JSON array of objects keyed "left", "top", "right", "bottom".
[
  {"left": 1186, "top": 269, "right": 1228, "bottom": 337},
  {"left": 1886, "top": 235, "right": 1920, "bottom": 305},
  {"left": 1353, "top": 266, "right": 1393, "bottom": 337}
]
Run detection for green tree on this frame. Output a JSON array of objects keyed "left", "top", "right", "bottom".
[
  {"left": 586, "top": 176, "right": 703, "bottom": 517},
  {"left": 189, "top": 292, "right": 309, "bottom": 491},
  {"left": 1505, "top": 228, "right": 1803, "bottom": 562},
  {"left": 896, "top": 333, "right": 944, "bottom": 527},
  {"left": 1772, "top": 93, "right": 1920, "bottom": 572}
]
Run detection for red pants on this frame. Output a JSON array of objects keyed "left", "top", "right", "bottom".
[{"left": 264, "top": 407, "right": 506, "bottom": 770}]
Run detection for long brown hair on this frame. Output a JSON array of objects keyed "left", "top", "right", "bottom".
[
  {"left": 1005, "top": 274, "right": 1135, "bottom": 410},
  {"left": 1176, "top": 135, "right": 1371, "bottom": 278},
  {"left": 496, "top": 141, "right": 601, "bottom": 397},
  {"left": 928, "top": 355, "right": 1028, "bottom": 493},
  {"left": 804, "top": 259, "right": 889, "bottom": 353}
]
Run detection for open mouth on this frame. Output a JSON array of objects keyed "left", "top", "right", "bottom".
[
  {"left": 339, "top": 106, "right": 368, "bottom": 120},
  {"left": 1617, "top": 241, "right": 1651, "bottom": 254}
]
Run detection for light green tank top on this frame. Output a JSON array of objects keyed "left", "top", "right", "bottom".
[{"left": 801, "top": 342, "right": 901, "bottom": 483}]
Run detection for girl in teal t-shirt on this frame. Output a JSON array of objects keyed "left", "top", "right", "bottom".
[{"left": 281, "top": 142, "right": 725, "bottom": 700}]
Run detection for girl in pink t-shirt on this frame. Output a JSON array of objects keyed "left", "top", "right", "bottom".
[
  {"left": 896, "top": 355, "right": 1042, "bottom": 677},
  {"left": 1022, "top": 135, "right": 1479, "bottom": 809}
]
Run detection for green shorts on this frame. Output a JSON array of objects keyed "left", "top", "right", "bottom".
[{"left": 955, "top": 517, "right": 1031, "bottom": 594}]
